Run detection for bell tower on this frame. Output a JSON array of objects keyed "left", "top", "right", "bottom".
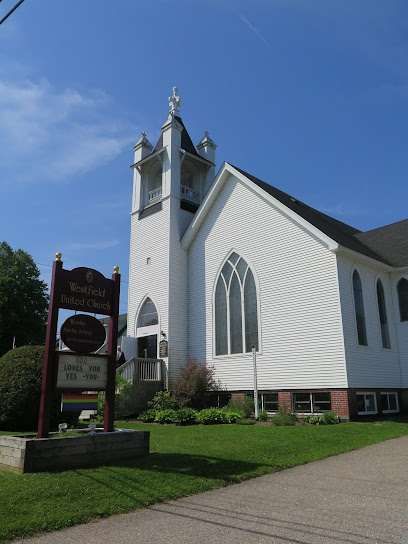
[{"left": 127, "top": 88, "right": 216, "bottom": 387}]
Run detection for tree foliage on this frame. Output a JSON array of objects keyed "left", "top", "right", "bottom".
[
  {"left": 172, "top": 358, "right": 217, "bottom": 410},
  {"left": 0, "top": 242, "right": 48, "bottom": 356},
  {"left": 0, "top": 345, "right": 79, "bottom": 431}
]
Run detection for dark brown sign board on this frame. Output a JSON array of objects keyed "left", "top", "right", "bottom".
[
  {"left": 60, "top": 314, "right": 106, "bottom": 354},
  {"left": 38, "top": 256, "right": 120, "bottom": 438}
]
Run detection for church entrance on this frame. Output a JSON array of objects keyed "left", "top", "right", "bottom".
[{"left": 138, "top": 334, "right": 157, "bottom": 359}]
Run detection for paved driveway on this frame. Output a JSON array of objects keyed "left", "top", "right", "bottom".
[{"left": 16, "top": 435, "right": 408, "bottom": 544}]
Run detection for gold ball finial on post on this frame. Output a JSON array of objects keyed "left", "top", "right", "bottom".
[
  {"left": 55, "top": 253, "right": 62, "bottom": 261},
  {"left": 113, "top": 266, "right": 120, "bottom": 274}
]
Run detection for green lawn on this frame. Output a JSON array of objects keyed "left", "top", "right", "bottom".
[{"left": 1, "top": 420, "right": 408, "bottom": 543}]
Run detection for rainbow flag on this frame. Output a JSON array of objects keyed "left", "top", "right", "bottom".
[{"left": 61, "top": 393, "right": 98, "bottom": 412}]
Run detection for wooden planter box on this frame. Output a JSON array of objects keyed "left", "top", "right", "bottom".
[{"left": 0, "top": 430, "right": 150, "bottom": 474}]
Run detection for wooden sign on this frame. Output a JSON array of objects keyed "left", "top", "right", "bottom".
[
  {"left": 58, "top": 267, "right": 114, "bottom": 316},
  {"left": 159, "top": 339, "right": 168, "bottom": 358},
  {"left": 60, "top": 314, "right": 106, "bottom": 354},
  {"left": 38, "top": 256, "right": 120, "bottom": 438},
  {"left": 57, "top": 353, "right": 108, "bottom": 390}
]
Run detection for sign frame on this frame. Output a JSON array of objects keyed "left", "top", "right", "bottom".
[{"left": 37, "top": 256, "right": 120, "bottom": 438}]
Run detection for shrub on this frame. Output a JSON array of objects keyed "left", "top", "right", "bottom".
[
  {"left": 273, "top": 413, "right": 296, "bottom": 426},
  {"left": 154, "top": 409, "right": 177, "bottom": 424},
  {"left": 307, "top": 411, "right": 338, "bottom": 425},
  {"left": 173, "top": 407, "right": 198, "bottom": 426},
  {"left": 223, "top": 410, "right": 244, "bottom": 424},
  {"left": 258, "top": 409, "right": 268, "bottom": 422},
  {"left": 197, "top": 408, "right": 226, "bottom": 425},
  {"left": 236, "top": 418, "right": 256, "bottom": 425},
  {"left": 97, "top": 373, "right": 135, "bottom": 421},
  {"left": 0, "top": 346, "right": 79, "bottom": 431},
  {"left": 173, "top": 358, "right": 217, "bottom": 410},
  {"left": 115, "top": 373, "right": 135, "bottom": 418},
  {"left": 273, "top": 403, "right": 297, "bottom": 426},
  {"left": 138, "top": 409, "right": 157, "bottom": 423},
  {"left": 227, "top": 396, "right": 254, "bottom": 418},
  {"left": 322, "top": 411, "right": 339, "bottom": 425},
  {"left": 147, "top": 390, "right": 180, "bottom": 411}
]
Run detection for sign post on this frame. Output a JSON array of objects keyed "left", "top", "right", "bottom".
[
  {"left": 37, "top": 254, "right": 120, "bottom": 438},
  {"left": 252, "top": 345, "right": 259, "bottom": 421}
]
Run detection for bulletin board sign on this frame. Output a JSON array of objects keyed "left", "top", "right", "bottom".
[{"left": 37, "top": 254, "right": 120, "bottom": 438}]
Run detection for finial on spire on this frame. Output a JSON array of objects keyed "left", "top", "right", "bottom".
[{"left": 168, "top": 86, "right": 181, "bottom": 116}]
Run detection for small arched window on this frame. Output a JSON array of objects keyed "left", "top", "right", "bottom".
[
  {"left": 352, "top": 270, "right": 367, "bottom": 346},
  {"left": 214, "top": 252, "right": 259, "bottom": 355},
  {"left": 376, "top": 279, "right": 390, "bottom": 349},
  {"left": 137, "top": 298, "right": 158, "bottom": 328},
  {"left": 397, "top": 278, "right": 408, "bottom": 322}
]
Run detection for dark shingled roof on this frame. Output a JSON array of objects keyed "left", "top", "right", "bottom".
[
  {"left": 355, "top": 220, "right": 408, "bottom": 267},
  {"left": 154, "top": 115, "right": 199, "bottom": 157},
  {"left": 231, "top": 165, "right": 407, "bottom": 267}
]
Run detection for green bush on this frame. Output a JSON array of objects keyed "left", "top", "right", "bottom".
[
  {"left": 154, "top": 409, "right": 177, "bottom": 424},
  {"left": 197, "top": 408, "right": 226, "bottom": 425},
  {"left": 138, "top": 409, "right": 157, "bottom": 423},
  {"left": 147, "top": 390, "right": 180, "bottom": 411},
  {"left": 173, "top": 407, "right": 198, "bottom": 426},
  {"left": 97, "top": 374, "right": 135, "bottom": 421},
  {"left": 223, "top": 410, "right": 244, "bottom": 424},
  {"left": 307, "top": 411, "right": 338, "bottom": 425},
  {"left": 258, "top": 409, "right": 268, "bottom": 422},
  {"left": 227, "top": 396, "right": 254, "bottom": 418},
  {"left": 273, "top": 413, "right": 296, "bottom": 426},
  {"left": 0, "top": 346, "right": 79, "bottom": 431},
  {"left": 322, "top": 411, "right": 339, "bottom": 424}
]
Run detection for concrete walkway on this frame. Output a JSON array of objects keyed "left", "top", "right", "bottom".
[{"left": 17, "top": 436, "right": 408, "bottom": 544}]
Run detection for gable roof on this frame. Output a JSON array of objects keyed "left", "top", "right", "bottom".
[{"left": 182, "top": 163, "right": 407, "bottom": 268}]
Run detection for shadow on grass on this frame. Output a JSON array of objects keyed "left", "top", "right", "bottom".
[{"left": 72, "top": 452, "right": 275, "bottom": 505}]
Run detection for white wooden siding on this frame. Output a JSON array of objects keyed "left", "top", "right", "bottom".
[
  {"left": 127, "top": 201, "right": 170, "bottom": 359},
  {"left": 337, "top": 256, "right": 403, "bottom": 388},
  {"left": 188, "top": 174, "right": 347, "bottom": 391},
  {"left": 391, "top": 272, "right": 408, "bottom": 388},
  {"left": 167, "top": 199, "right": 191, "bottom": 386}
]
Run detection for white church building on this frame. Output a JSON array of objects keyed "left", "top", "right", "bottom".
[{"left": 126, "top": 88, "right": 408, "bottom": 419}]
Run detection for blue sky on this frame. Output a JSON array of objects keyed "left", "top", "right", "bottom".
[{"left": 1, "top": 0, "right": 407, "bottom": 323}]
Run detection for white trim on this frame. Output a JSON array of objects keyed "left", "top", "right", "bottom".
[
  {"left": 212, "top": 249, "right": 262, "bottom": 357},
  {"left": 351, "top": 266, "right": 368, "bottom": 347},
  {"left": 134, "top": 294, "right": 161, "bottom": 358},
  {"left": 356, "top": 391, "right": 378, "bottom": 415},
  {"left": 375, "top": 275, "right": 391, "bottom": 350},
  {"left": 380, "top": 391, "right": 399, "bottom": 413}
]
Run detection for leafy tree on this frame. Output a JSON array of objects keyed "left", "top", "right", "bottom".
[
  {"left": 172, "top": 358, "right": 217, "bottom": 410},
  {"left": 0, "top": 242, "right": 48, "bottom": 356}
]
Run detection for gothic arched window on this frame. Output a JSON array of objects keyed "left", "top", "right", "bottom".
[
  {"left": 397, "top": 278, "right": 408, "bottom": 322},
  {"left": 137, "top": 298, "right": 158, "bottom": 328},
  {"left": 376, "top": 279, "right": 390, "bottom": 349},
  {"left": 214, "top": 252, "right": 259, "bottom": 355},
  {"left": 352, "top": 269, "right": 367, "bottom": 346}
]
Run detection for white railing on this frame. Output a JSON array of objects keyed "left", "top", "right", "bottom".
[
  {"left": 148, "top": 187, "right": 162, "bottom": 204},
  {"left": 117, "top": 357, "right": 162, "bottom": 384},
  {"left": 180, "top": 184, "right": 200, "bottom": 203}
]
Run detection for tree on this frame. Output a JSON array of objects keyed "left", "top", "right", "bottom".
[
  {"left": 0, "top": 242, "right": 48, "bottom": 357},
  {"left": 172, "top": 358, "right": 217, "bottom": 410}
]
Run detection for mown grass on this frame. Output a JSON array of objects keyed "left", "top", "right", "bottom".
[{"left": 1, "top": 420, "right": 407, "bottom": 543}]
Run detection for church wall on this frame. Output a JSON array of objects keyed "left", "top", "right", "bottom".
[
  {"left": 127, "top": 200, "right": 170, "bottom": 360},
  {"left": 188, "top": 174, "right": 347, "bottom": 391},
  {"left": 337, "top": 256, "right": 403, "bottom": 389},
  {"left": 391, "top": 271, "right": 408, "bottom": 388},
  {"left": 167, "top": 198, "right": 191, "bottom": 386}
]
